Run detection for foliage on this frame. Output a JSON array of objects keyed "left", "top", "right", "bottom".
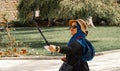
[
  {"left": 59, "top": 0, "right": 120, "bottom": 25},
  {"left": 18, "top": 0, "right": 120, "bottom": 26},
  {"left": 0, "top": 28, "right": 30, "bottom": 57},
  {"left": 18, "top": 0, "right": 62, "bottom": 21}
]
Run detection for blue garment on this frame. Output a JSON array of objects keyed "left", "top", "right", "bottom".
[{"left": 68, "top": 22, "right": 95, "bottom": 61}]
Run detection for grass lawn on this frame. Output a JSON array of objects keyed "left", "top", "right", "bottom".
[{"left": 0, "top": 26, "right": 120, "bottom": 56}]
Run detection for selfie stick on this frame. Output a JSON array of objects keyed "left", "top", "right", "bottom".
[
  {"left": 32, "top": 10, "right": 50, "bottom": 46},
  {"left": 33, "top": 21, "right": 50, "bottom": 46},
  {"left": 32, "top": 10, "right": 55, "bottom": 55}
]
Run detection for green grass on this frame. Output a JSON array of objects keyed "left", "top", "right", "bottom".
[
  {"left": 87, "top": 27, "right": 120, "bottom": 52},
  {"left": 0, "top": 26, "right": 120, "bottom": 56}
]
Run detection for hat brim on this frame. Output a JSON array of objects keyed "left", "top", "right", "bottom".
[{"left": 69, "top": 20, "right": 77, "bottom": 26}]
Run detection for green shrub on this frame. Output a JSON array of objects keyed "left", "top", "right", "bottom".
[{"left": 17, "top": 0, "right": 120, "bottom": 26}]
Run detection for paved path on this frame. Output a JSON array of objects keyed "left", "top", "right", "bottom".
[
  {"left": 0, "top": 50, "right": 120, "bottom": 71},
  {"left": 89, "top": 51, "right": 120, "bottom": 71}
]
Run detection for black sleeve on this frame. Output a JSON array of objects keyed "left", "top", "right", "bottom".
[{"left": 59, "top": 41, "right": 83, "bottom": 56}]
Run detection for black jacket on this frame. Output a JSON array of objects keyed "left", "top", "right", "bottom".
[{"left": 59, "top": 40, "right": 89, "bottom": 71}]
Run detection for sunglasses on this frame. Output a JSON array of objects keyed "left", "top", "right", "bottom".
[{"left": 69, "top": 25, "right": 77, "bottom": 29}]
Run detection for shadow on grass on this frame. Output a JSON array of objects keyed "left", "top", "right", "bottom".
[
  {"left": 15, "top": 27, "right": 68, "bottom": 31},
  {"left": 15, "top": 27, "right": 37, "bottom": 31},
  {"left": 13, "top": 31, "right": 38, "bottom": 35},
  {"left": 0, "top": 43, "right": 7, "bottom": 48},
  {"left": 90, "top": 40, "right": 100, "bottom": 43},
  {"left": 12, "top": 27, "right": 68, "bottom": 35},
  {"left": 24, "top": 40, "right": 99, "bottom": 49},
  {"left": 0, "top": 39, "right": 100, "bottom": 49},
  {"left": 24, "top": 41, "right": 67, "bottom": 48}
]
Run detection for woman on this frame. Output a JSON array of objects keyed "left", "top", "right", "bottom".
[{"left": 45, "top": 19, "right": 95, "bottom": 71}]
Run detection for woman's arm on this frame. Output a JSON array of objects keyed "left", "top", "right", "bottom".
[
  {"left": 47, "top": 41, "right": 83, "bottom": 56},
  {"left": 59, "top": 41, "right": 83, "bottom": 56}
]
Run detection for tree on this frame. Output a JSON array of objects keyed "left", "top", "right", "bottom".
[
  {"left": 18, "top": 0, "right": 120, "bottom": 26},
  {"left": 18, "top": 0, "right": 62, "bottom": 26}
]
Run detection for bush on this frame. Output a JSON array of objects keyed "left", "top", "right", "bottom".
[{"left": 17, "top": 0, "right": 120, "bottom": 26}]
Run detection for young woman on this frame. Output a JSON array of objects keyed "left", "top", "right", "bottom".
[{"left": 45, "top": 19, "right": 95, "bottom": 71}]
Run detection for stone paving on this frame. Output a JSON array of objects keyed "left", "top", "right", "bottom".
[
  {"left": 0, "top": 50, "right": 120, "bottom": 71},
  {"left": 89, "top": 51, "right": 120, "bottom": 71}
]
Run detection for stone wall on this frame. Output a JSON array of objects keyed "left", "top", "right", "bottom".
[{"left": 0, "top": 0, "right": 19, "bottom": 22}]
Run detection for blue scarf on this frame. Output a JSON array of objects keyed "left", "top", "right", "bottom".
[{"left": 68, "top": 23, "right": 95, "bottom": 61}]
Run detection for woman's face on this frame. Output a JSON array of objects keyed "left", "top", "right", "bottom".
[{"left": 70, "top": 22, "right": 77, "bottom": 35}]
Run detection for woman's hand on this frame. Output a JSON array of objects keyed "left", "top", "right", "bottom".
[
  {"left": 44, "top": 45, "right": 60, "bottom": 52},
  {"left": 61, "top": 56, "right": 66, "bottom": 62},
  {"left": 48, "top": 45, "right": 56, "bottom": 52}
]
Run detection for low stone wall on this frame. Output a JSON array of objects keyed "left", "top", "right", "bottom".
[{"left": 0, "top": 0, "right": 19, "bottom": 22}]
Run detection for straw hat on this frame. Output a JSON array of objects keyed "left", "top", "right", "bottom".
[
  {"left": 69, "top": 20, "right": 77, "bottom": 26},
  {"left": 69, "top": 19, "right": 87, "bottom": 34}
]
